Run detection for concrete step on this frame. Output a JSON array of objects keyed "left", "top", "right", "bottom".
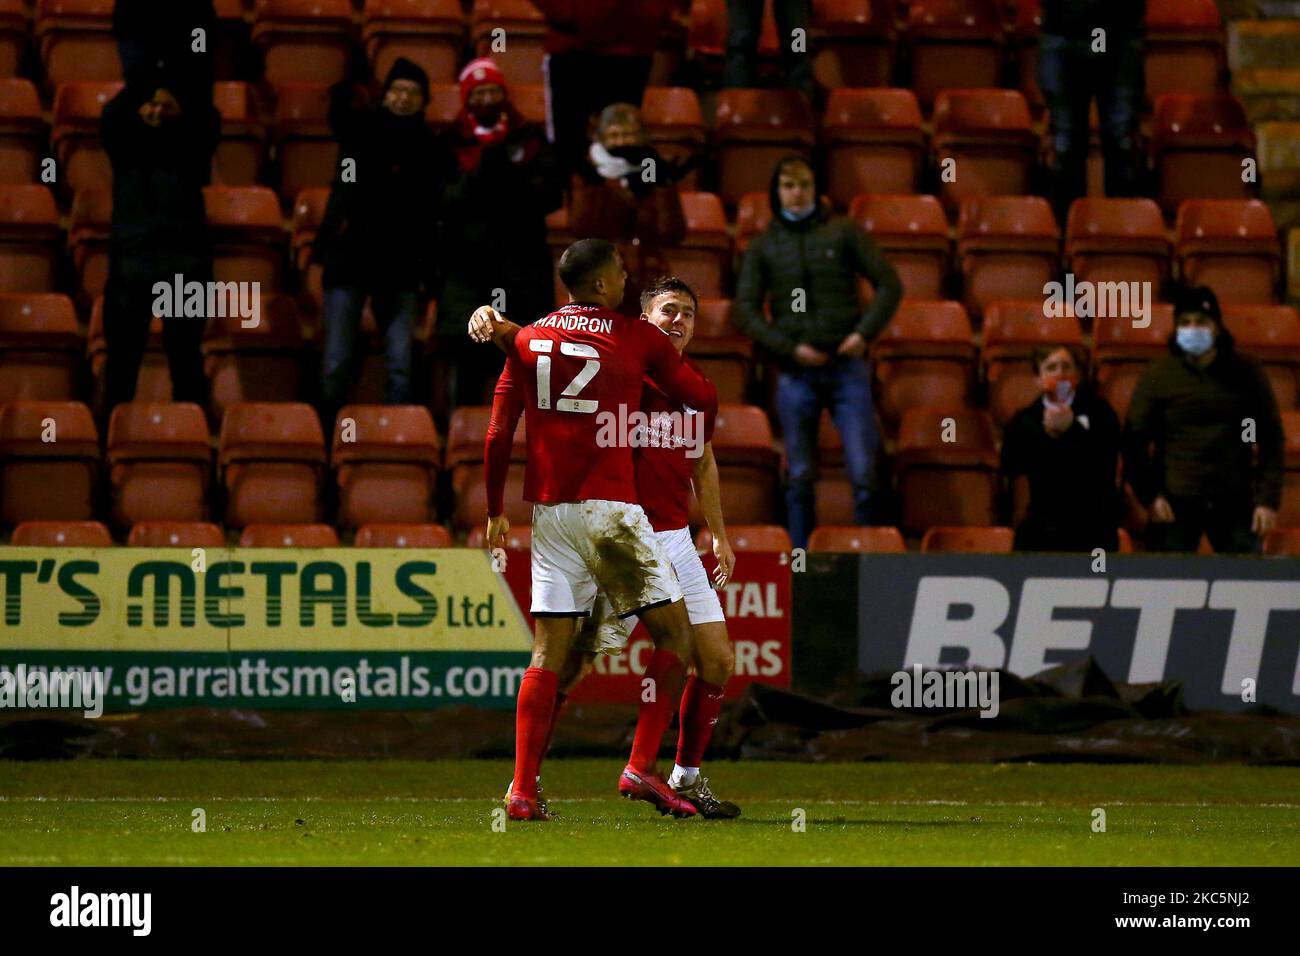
[{"left": 1228, "top": 19, "right": 1300, "bottom": 71}]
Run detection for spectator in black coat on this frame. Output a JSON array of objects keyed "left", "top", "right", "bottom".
[
  {"left": 100, "top": 62, "right": 220, "bottom": 425},
  {"left": 314, "top": 58, "right": 442, "bottom": 431},
  {"left": 113, "top": 0, "right": 215, "bottom": 102},
  {"left": 1000, "top": 344, "right": 1122, "bottom": 552},
  {"left": 434, "top": 58, "right": 564, "bottom": 417}
]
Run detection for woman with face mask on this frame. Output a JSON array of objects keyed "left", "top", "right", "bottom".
[{"left": 1123, "top": 286, "right": 1285, "bottom": 553}]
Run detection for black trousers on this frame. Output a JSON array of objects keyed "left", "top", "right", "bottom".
[
  {"left": 1144, "top": 494, "right": 1258, "bottom": 555},
  {"left": 724, "top": 0, "right": 814, "bottom": 95},
  {"left": 102, "top": 257, "right": 209, "bottom": 424},
  {"left": 545, "top": 51, "right": 653, "bottom": 172}
]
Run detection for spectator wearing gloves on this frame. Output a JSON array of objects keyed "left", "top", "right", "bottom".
[
  {"left": 434, "top": 58, "right": 564, "bottom": 417},
  {"left": 314, "top": 57, "right": 442, "bottom": 431},
  {"left": 1000, "top": 344, "right": 1122, "bottom": 552},
  {"left": 569, "top": 103, "right": 692, "bottom": 316},
  {"left": 1124, "top": 286, "right": 1285, "bottom": 553},
  {"left": 732, "top": 155, "right": 902, "bottom": 550}
]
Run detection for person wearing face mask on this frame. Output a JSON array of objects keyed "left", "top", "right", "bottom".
[
  {"left": 1124, "top": 286, "right": 1285, "bottom": 553},
  {"left": 314, "top": 57, "right": 442, "bottom": 432},
  {"left": 1000, "top": 344, "right": 1122, "bottom": 552},
  {"left": 433, "top": 58, "right": 564, "bottom": 422},
  {"left": 569, "top": 103, "right": 691, "bottom": 317},
  {"left": 732, "top": 155, "right": 901, "bottom": 549}
]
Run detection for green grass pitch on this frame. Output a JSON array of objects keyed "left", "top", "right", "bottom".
[{"left": 1, "top": 760, "right": 1297, "bottom": 866}]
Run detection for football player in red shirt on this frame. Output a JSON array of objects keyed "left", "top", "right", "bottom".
[
  {"left": 473, "top": 275, "right": 741, "bottom": 819},
  {"left": 484, "top": 239, "right": 718, "bottom": 821}
]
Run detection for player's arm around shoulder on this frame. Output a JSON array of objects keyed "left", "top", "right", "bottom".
[{"left": 468, "top": 305, "right": 523, "bottom": 353}]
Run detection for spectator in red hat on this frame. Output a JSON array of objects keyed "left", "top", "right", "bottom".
[
  {"left": 532, "top": 0, "right": 682, "bottom": 171},
  {"left": 433, "top": 58, "right": 564, "bottom": 422}
]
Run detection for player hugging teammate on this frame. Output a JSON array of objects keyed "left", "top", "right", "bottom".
[{"left": 476, "top": 239, "right": 740, "bottom": 820}]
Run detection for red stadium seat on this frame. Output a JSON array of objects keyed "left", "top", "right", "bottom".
[
  {"left": 690, "top": 404, "right": 778, "bottom": 527},
  {"left": 0, "top": 0, "right": 24, "bottom": 79},
  {"left": 895, "top": 407, "right": 999, "bottom": 534},
  {"left": 218, "top": 402, "right": 326, "bottom": 528},
  {"left": 202, "top": 294, "right": 307, "bottom": 426},
  {"left": 447, "top": 405, "right": 530, "bottom": 531},
  {"left": 36, "top": 0, "right": 121, "bottom": 86},
  {"left": 424, "top": 82, "right": 464, "bottom": 135},
  {"left": 688, "top": 0, "right": 781, "bottom": 69},
  {"left": 1092, "top": 302, "right": 1175, "bottom": 421},
  {"left": 690, "top": 298, "right": 751, "bottom": 403},
  {"left": 88, "top": 296, "right": 173, "bottom": 402},
  {"left": 466, "top": 523, "right": 532, "bottom": 549},
  {"left": 212, "top": 82, "right": 267, "bottom": 187},
  {"left": 289, "top": 187, "right": 329, "bottom": 315},
  {"left": 665, "top": 192, "right": 732, "bottom": 299},
  {"left": 469, "top": 0, "right": 545, "bottom": 85},
  {"left": 1145, "top": 0, "right": 1225, "bottom": 101},
  {"left": 695, "top": 524, "right": 791, "bottom": 553},
  {"left": 905, "top": 0, "right": 1005, "bottom": 111},
  {"left": 127, "top": 521, "right": 225, "bottom": 547},
  {"left": 205, "top": 186, "right": 286, "bottom": 290},
  {"left": 921, "top": 525, "right": 1014, "bottom": 553},
  {"left": 252, "top": 0, "right": 353, "bottom": 89},
  {"left": 931, "top": 89, "right": 1037, "bottom": 215},
  {"left": 1220, "top": 304, "right": 1300, "bottom": 410},
  {"left": 0, "top": 293, "right": 82, "bottom": 401},
  {"left": 712, "top": 90, "right": 815, "bottom": 209},
  {"left": 69, "top": 188, "right": 112, "bottom": 306},
  {"left": 1283, "top": 411, "right": 1300, "bottom": 527},
  {"left": 363, "top": 0, "right": 463, "bottom": 87},
  {"left": 272, "top": 84, "right": 339, "bottom": 205},
  {"left": 957, "top": 196, "right": 1060, "bottom": 322},
  {"left": 850, "top": 194, "right": 950, "bottom": 301},
  {"left": 1262, "top": 528, "right": 1300, "bottom": 556},
  {"left": 356, "top": 523, "right": 454, "bottom": 548},
  {"left": 871, "top": 300, "right": 975, "bottom": 429},
  {"left": 0, "top": 400, "right": 99, "bottom": 524},
  {"left": 735, "top": 192, "right": 773, "bottom": 256},
  {"left": 1013, "top": 0, "right": 1043, "bottom": 112},
  {"left": 13, "top": 519, "right": 112, "bottom": 546},
  {"left": 51, "top": 82, "right": 120, "bottom": 197},
  {"left": 810, "top": 0, "right": 897, "bottom": 89},
  {"left": 1151, "top": 94, "right": 1255, "bottom": 216},
  {"left": 642, "top": 87, "right": 706, "bottom": 191},
  {"left": 823, "top": 89, "right": 924, "bottom": 208},
  {"left": 1175, "top": 200, "right": 1281, "bottom": 306},
  {"left": 240, "top": 523, "right": 339, "bottom": 547},
  {"left": 807, "top": 524, "right": 906, "bottom": 553},
  {"left": 107, "top": 402, "right": 212, "bottom": 529},
  {"left": 0, "top": 185, "right": 61, "bottom": 293},
  {"left": 331, "top": 404, "right": 440, "bottom": 529},
  {"left": 982, "top": 300, "right": 1086, "bottom": 426},
  {"left": 0, "top": 80, "right": 46, "bottom": 184},
  {"left": 1065, "top": 198, "right": 1170, "bottom": 296}
]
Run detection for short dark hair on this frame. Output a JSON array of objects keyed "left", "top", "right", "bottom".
[
  {"left": 1030, "top": 343, "right": 1086, "bottom": 376},
  {"left": 640, "top": 275, "right": 698, "bottom": 313},
  {"left": 557, "top": 238, "right": 619, "bottom": 293}
]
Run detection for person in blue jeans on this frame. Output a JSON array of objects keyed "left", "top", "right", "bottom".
[
  {"left": 1037, "top": 0, "right": 1146, "bottom": 223},
  {"left": 733, "top": 156, "right": 901, "bottom": 549}
]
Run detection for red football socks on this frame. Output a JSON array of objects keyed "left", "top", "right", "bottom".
[
  {"left": 512, "top": 667, "right": 559, "bottom": 799},
  {"left": 676, "top": 675, "right": 725, "bottom": 768},
  {"left": 628, "top": 649, "right": 688, "bottom": 774}
]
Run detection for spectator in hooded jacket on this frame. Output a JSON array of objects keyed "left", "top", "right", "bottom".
[
  {"left": 314, "top": 57, "right": 442, "bottom": 432},
  {"left": 532, "top": 0, "right": 682, "bottom": 171},
  {"left": 434, "top": 58, "right": 564, "bottom": 416},
  {"left": 1000, "top": 344, "right": 1122, "bottom": 552},
  {"left": 1124, "top": 286, "right": 1284, "bottom": 553},
  {"left": 732, "top": 155, "right": 902, "bottom": 549},
  {"left": 569, "top": 102, "right": 689, "bottom": 316},
  {"left": 100, "top": 60, "right": 220, "bottom": 426}
]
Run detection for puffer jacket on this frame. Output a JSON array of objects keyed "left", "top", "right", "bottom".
[{"left": 733, "top": 156, "right": 901, "bottom": 365}]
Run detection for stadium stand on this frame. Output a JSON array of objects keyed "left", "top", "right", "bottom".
[
  {"left": 240, "top": 522, "right": 341, "bottom": 547},
  {"left": 355, "top": 522, "right": 454, "bottom": 548},
  {"left": 822, "top": 88, "right": 924, "bottom": 207},
  {"left": 1092, "top": 303, "right": 1176, "bottom": 422},
  {"left": 920, "top": 525, "right": 1015, "bottom": 553},
  {"left": 711, "top": 88, "right": 815, "bottom": 209},
  {"left": 218, "top": 402, "right": 326, "bottom": 528},
  {"left": 690, "top": 404, "right": 779, "bottom": 528},
  {"left": 36, "top": 0, "right": 120, "bottom": 87},
  {"left": 1151, "top": 93, "right": 1256, "bottom": 214},
  {"left": 466, "top": 523, "right": 531, "bottom": 549},
  {"left": 127, "top": 520, "right": 225, "bottom": 548},
  {"left": 12, "top": 518, "right": 111, "bottom": 545},
  {"left": 1064, "top": 198, "right": 1170, "bottom": 297},
  {"left": 106, "top": 401, "right": 212, "bottom": 530},
  {"left": 850, "top": 194, "right": 950, "bottom": 301},
  {"left": 0, "top": 78, "right": 45, "bottom": 185},
  {"left": 252, "top": 0, "right": 354, "bottom": 90},
  {"left": 0, "top": 184, "right": 60, "bottom": 293},
  {"left": 331, "top": 403, "right": 440, "bottom": 529},
  {"left": 0, "top": 399, "right": 99, "bottom": 525},
  {"left": 695, "top": 523, "right": 791, "bottom": 553},
  {"left": 1220, "top": 304, "right": 1300, "bottom": 408},
  {"left": 0, "top": 292, "right": 81, "bottom": 402},
  {"left": 690, "top": 298, "right": 751, "bottom": 404},
  {"left": 982, "top": 300, "right": 1086, "bottom": 426},
  {"left": 362, "top": 0, "right": 464, "bottom": 87},
  {"left": 1174, "top": 198, "right": 1282, "bottom": 305},
  {"left": 931, "top": 89, "right": 1037, "bottom": 215},
  {"left": 870, "top": 299, "right": 974, "bottom": 429},
  {"left": 956, "top": 195, "right": 1060, "bottom": 321},
  {"left": 904, "top": 0, "right": 1004, "bottom": 111},
  {"left": 806, "top": 524, "right": 906, "bottom": 553},
  {"left": 895, "top": 407, "right": 1000, "bottom": 534}
]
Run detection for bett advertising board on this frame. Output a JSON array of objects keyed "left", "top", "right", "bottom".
[
  {"left": 856, "top": 554, "right": 1300, "bottom": 714},
  {"left": 494, "top": 545, "right": 792, "bottom": 702}
]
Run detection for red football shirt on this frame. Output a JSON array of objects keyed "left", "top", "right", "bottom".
[
  {"left": 484, "top": 304, "right": 716, "bottom": 514},
  {"left": 635, "top": 358, "right": 717, "bottom": 532}
]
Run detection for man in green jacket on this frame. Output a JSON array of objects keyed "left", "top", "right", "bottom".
[
  {"left": 732, "top": 155, "right": 902, "bottom": 548},
  {"left": 1124, "top": 286, "right": 1284, "bottom": 553}
]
